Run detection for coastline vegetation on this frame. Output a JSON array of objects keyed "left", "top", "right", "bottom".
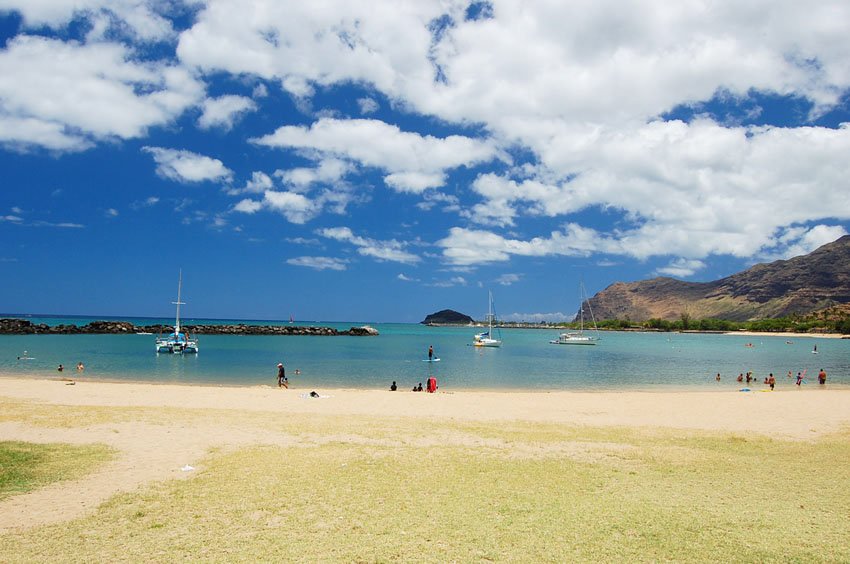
[{"left": 489, "top": 309, "right": 850, "bottom": 334}]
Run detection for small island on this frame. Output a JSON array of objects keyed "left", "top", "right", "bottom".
[{"left": 420, "top": 309, "right": 474, "bottom": 325}]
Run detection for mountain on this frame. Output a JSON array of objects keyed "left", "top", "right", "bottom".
[
  {"left": 421, "top": 309, "right": 474, "bottom": 325},
  {"left": 586, "top": 235, "right": 850, "bottom": 322}
]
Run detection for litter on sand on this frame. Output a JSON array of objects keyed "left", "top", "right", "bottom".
[{"left": 181, "top": 465, "right": 195, "bottom": 472}]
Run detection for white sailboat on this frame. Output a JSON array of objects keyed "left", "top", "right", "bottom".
[
  {"left": 155, "top": 270, "right": 199, "bottom": 354},
  {"left": 551, "top": 283, "right": 599, "bottom": 345},
  {"left": 473, "top": 290, "right": 502, "bottom": 347}
]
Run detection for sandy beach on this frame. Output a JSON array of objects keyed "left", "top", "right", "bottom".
[{"left": 2, "top": 374, "right": 850, "bottom": 559}]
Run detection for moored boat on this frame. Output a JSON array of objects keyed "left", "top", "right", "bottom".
[{"left": 155, "top": 270, "right": 199, "bottom": 354}]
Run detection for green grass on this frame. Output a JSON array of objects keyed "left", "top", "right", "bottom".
[
  {"left": 1, "top": 421, "right": 848, "bottom": 562},
  {"left": 0, "top": 441, "right": 115, "bottom": 501}
]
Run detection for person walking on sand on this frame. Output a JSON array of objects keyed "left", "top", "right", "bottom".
[
  {"left": 818, "top": 368, "right": 827, "bottom": 385},
  {"left": 768, "top": 373, "right": 776, "bottom": 390},
  {"left": 279, "top": 364, "right": 289, "bottom": 388}
]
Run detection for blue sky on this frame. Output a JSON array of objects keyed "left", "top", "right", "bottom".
[{"left": 1, "top": 1, "right": 850, "bottom": 323}]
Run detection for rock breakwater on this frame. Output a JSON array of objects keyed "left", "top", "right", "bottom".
[{"left": 0, "top": 319, "right": 378, "bottom": 336}]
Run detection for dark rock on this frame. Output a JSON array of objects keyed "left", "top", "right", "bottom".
[{"left": 421, "top": 309, "right": 474, "bottom": 325}]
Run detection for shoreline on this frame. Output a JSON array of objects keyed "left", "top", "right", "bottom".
[
  {"left": 4, "top": 372, "right": 847, "bottom": 393},
  {"left": 2, "top": 375, "right": 849, "bottom": 440}
]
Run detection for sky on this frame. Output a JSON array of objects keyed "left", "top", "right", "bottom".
[{"left": 1, "top": 1, "right": 850, "bottom": 323}]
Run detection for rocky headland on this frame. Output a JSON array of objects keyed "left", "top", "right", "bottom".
[
  {"left": 0, "top": 319, "right": 378, "bottom": 336},
  {"left": 586, "top": 234, "right": 850, "bottom": 322}
]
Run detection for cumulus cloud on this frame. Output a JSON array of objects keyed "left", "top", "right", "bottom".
[
  {"left": 357, "top": 97, "right": 379, "bottom": 114},
  {"left": 287, "top": 256, "right": 348, "bottom": 271},
  {"left": 198, "top": 95, "right": 257, "bottom": 130},
  {"left": 655, "top": 258, "right": 707, "bottom": 278},
  {"left": 1, "top": 0, "right": 177, "bottom": 41},
  {"left": 250, "top": 117, "right": 500, "bottom": 193},
  {"left": 276, "top": 158, "right": 351, "bottom": 188},
  {"left": 143, "top": 147, "right": 233, "bottom": 184},
  {"left": 227, "top": 171, "right": 274, "bottom": 196},
  {"left": 319, "top": 226, "right": 420, "bottom": 264},
  {"left": 0, "top": 36, "right": 203, "bottom": 151}
]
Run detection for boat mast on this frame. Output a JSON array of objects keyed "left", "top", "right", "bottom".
[
  {"left": 488, "top": 290, "right": 494, "bottom": 335},
  {"left": 172, "top": 269, "right": 185, "bottom": 335}
]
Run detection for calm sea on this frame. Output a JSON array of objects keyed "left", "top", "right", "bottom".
[{"left": 1, "top": 315, "right": 847, "bottom": 391}]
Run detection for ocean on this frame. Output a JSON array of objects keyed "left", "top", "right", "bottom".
[{"left": 1, "top": 315, "right": 847, "bottom": 390}]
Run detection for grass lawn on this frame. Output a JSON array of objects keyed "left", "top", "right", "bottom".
[
  {"left": 0, "top": 405, "right": 848, "bottom": 562},
  {"left": 0, "top": 441, "right": 115, "bottom": 501}
]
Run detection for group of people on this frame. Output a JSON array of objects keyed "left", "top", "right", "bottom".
[
  {"left": 719, "top": 368, "right": 828, "bottom": 388},
  {"left": 56, "top": 362, "right": 85, "bottom": 373},
  {"left": 390, "top": 376, "right": 438, "bottom": 393}
]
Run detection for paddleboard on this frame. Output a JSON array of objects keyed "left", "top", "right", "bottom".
[{"left": 423, "top": 358, "right": 441, "bottom": 362}]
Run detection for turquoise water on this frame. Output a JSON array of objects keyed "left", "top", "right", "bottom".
[{"left": 1, "top": 315, "right": 847, "bottom": 390}]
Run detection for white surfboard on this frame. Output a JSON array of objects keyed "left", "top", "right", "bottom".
[{"left": 422, "top": 358, "right": 441, "bottom": 362}]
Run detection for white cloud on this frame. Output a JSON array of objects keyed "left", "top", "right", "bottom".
[
  {"left": 1, "top": 215, "right": 23, "bottom": 223},
  {"left": 287, "top": 256, "right": 348, "bottom": 271},
  {"left": 251, "top": 117, "right": 500, "bottom": 193},
  {"left": 760, "top": 224, "right": 849, "bottom": 261},
  {"left": 276, "top": 158, "right": 351, "bottom": 188},
  {"left": 397, "top": 273, "right": 416, "bottom": 281},
  {"left": 227, "top": 171, "right": 274, "bottom": 196},
  {"left": 0, "top": 0, "right": 177, "bottom": 41},
  {"left": 143, "top": 147, "right": 233, "bottom": 184},
  {"left": 502, "top": 312, "right": 572, "bottom": 323},
  {"left": 357, "top": 97, "right": 379, "bottom": 114},
  {"left": 233, "top": 198, "right": 263, "bottom": 214},
  {"left": 130, "top": 196, "right": 160, "bottom": 210},
  {"left": 319, "top": 226, "right": 420, "bottom": 264},
  {"left": 105, "top": 208, "right": 119, "bottom": 217},
  {"left": 198, "top": 95, "right": 257, "bottom": 130},
  {"left": 252, "top": 83, "right": 269, "bottom": 98},
  {"left": 496, "top": 273, "right": 521, "bottom": 286},
  {"left": 655, "top": 258, "right": 707, "bottom": 278},
  {"left": 173, "top": 2, "right": 850, "bottom": 263},
  {"left": 263, "top": 190, "right": 318, "bottom": 224},
  {"left": 429, "top": 276, "right": 467, "bottom": 288},
  {"left": 0, "top": 36, "right": 203, "bottom": 151}
]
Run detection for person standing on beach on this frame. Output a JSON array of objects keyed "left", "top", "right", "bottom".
[
  {"left": 768, "top": 373, "right": 776, "bottom": 390},
  {"left": 796, "top": 372, "right": 803, "bottom": 386},
  {"left": 818, "top": 369, "right": 827, "bottom": 385},
  {"left": 277, "top": 363, "right": 287, "bottom": 388}
]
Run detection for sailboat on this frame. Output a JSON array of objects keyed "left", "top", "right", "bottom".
[
  {"left": 473, "top": 290, "right": 502, "bottom": 347},
  {"left": 155, "top": 270, "right": 199, "bottom": 354},
  {"left": 550, "top": 283, "right": 599, "bottom": 345}
]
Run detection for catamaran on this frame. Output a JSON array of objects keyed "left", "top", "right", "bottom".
[
  {"left": 155, "top": 270, "right": 199, "bottom": 354},
  {"left": 551, "top": 283, "right": 599, "bottom": 345},
  {"left": 473, "top": 290, "right": 502, "bottom": 347}
]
